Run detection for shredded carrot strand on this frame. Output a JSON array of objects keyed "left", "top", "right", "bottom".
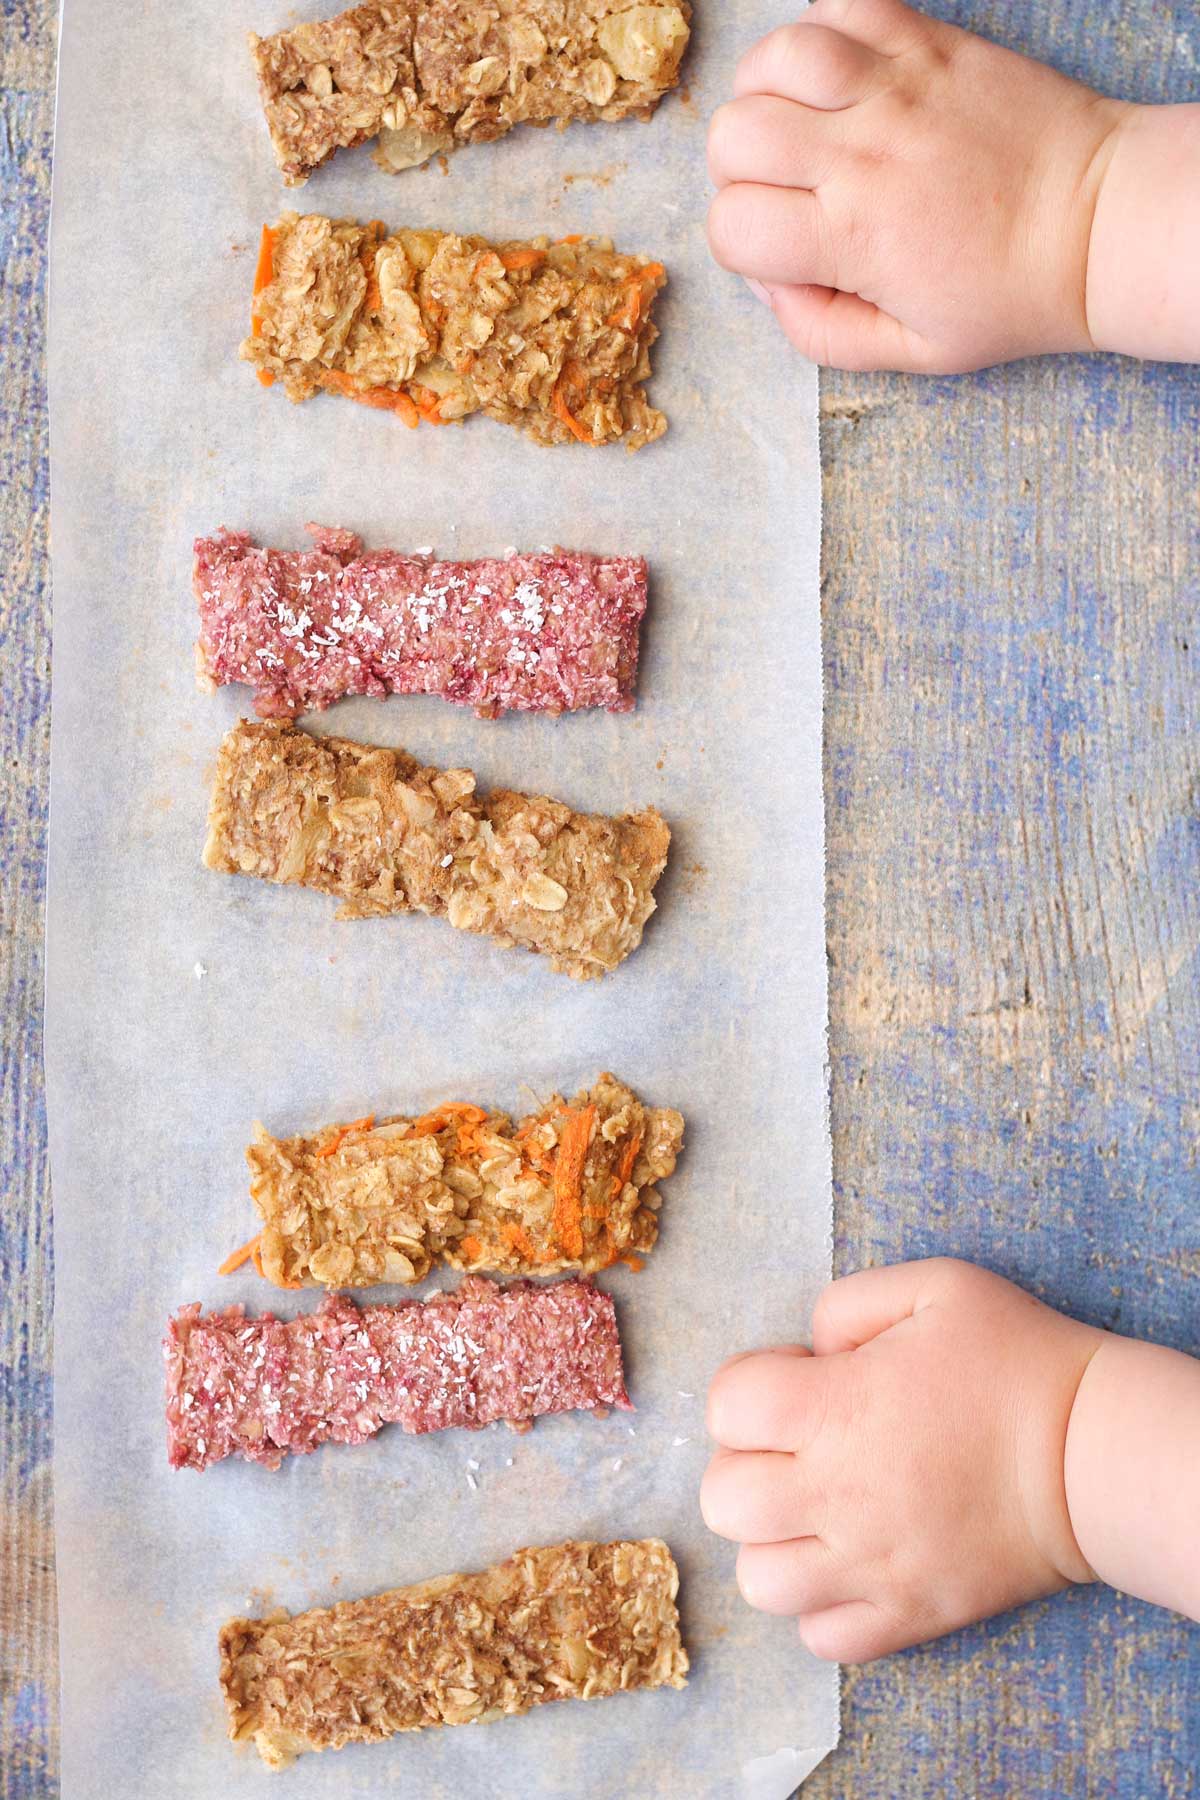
[
  {"left": 314, "top": 1114, "right": 376, "bottom": 1160},
  {"left": 607, "top": 263, "right": 665, "bottom": 332},
  {"left": 551, "top": 366, "right": 597, "bottom": 446},
  {"left": 500, "top": 247, "right": 545, "bottom": 271},
  {"left": 252, "top": 224, "right": 275, "bottom": 301},
  {"left": 411, "top": 384, "right": 447, "bottom": 424},
  {"left": 392, "top": 390, "right": 420, "bottom": 428},
  {"left": 459, "top": 1235, "right": 483, "bottom": 1260},
  {"left": 251, "top": 225, "right": 277, "bottom": 384},
  {"left": 607, "top": 282, "right": 642, "bottom": 333},
  {"left": 251, "top": 1241, "right": 265, "bottom": 1279},
  {"left": 555, "top": 234, "right": 584, "bottom": 245},
  {"left": 513, "top": 1120, "right": 555, "bottom": 1180},
  {"left": 412, "top": 1103, "right": 489, "bottom": 1137},
  {"left": 218, "top": 1234, "right": 261, "bottom": 1277},
  {"left": 502, "top": 1221, "right": 537, "bottom": 1261},
  {"left": 314, "top": 370, "right": 420, "bottom": 427},
  {"left": 621, "top": 1253, "right": 645, "bottom": 1273},
  {"left": 552, "top": 1104, "right": 595, "bottom": 1260},
  {"left": 615, "top": 1131, "right": 642, "bottom": 1187},
  {"left": 610, "top": 1130, "right": 643, "bottom": 1198}
]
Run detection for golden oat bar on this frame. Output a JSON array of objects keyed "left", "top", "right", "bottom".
[
  {"left": 240, "top": 212, "right": 668, "bottom": 449},
  {"left": 233, "top": 1072, "right": 684, "bottom": 1289},
  {"left": 249, "top": 0, "right": 691, "bottom": 185},
  {"left": 203, "top": 720, "right": 670, "bottom": 979},
  {"left": 220, "top": 1539, "right": 688, "bottom": 1769}
]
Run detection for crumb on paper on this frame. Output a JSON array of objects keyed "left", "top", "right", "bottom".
[
  {"left": 193, "top": 962, "right": 207, "bottom": 979},
  {"left": 563, "top": 164, "right": 626, "bottom": 189}
]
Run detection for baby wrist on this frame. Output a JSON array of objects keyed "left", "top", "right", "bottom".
[
  {"left": 1063, "top": 1333, "right": 1200, "bottom": 1617},
  {"left": 1085, "top": 102, "right": 1200, "bottom": 361}
]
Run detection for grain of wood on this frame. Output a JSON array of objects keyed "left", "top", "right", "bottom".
[
  {"left": 1, "top": 4, "right": 57, "bottom": 1797},
  {"left": 3, "top": 0, "right": 1199, "bottom": 1795}
]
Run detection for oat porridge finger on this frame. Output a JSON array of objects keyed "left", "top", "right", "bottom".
[
  {"left": 194, "top": 527, "right": 648, "bottom": 719},
  {"left": 202, "top": 719, "right": 670, "bottom": 979},
  {"left": 166, "top": 1276, "right": 629, "bottom": 1471},
  {"left": 231, "top": 1073, "right": 684, "bottom": 1289},
  {"left": 220, "top": 1538, "right": 689, "bottom": 1768},
  {"left": 240, "top": 213, "right": 668, "bottom": 449},
  {"left": 248, "top": 0, "right": 691, "bottom": 186}
]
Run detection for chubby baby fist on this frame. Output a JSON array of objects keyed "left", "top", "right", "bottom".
[
  {"left": 706, "top": 0, "right": 1129, "bottom": 371},
  {"left": 701, "top": 1258, "right": 1102, "bottom": 1662}
]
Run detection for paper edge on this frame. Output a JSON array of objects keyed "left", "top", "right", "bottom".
[{"left": 42, "top": 8, "right": 840, "bottom": 1792}]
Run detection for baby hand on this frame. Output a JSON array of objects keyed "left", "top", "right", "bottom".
[
  {"left": 701, "top": 1258, "right": 1101, "bottom": 1661},
  {"left": 706, "top": 0, "right": 1130, "bottom": 371}
]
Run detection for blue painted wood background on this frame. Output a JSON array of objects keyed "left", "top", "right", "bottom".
[{"left": 1, "top": 0, "right": 1197, "bottom": 1793}]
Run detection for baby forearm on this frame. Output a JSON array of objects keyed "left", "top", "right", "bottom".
[
  {"left": 1088, "top": 104, "right": 1200, "bottom": 362},
  {"left": 1064, "top": 1333, "right": 1200, "bottom": 1619}
]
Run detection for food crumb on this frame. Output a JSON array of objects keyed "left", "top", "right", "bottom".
[
  {"left": 194, "top": 962, "right": 207, "bottom": 979},
  {"left": 672, "top": 1436, "right": 690, "bottom": 1448},
  {"left": 612, "top": 1457, "right": 623, "bottom": 1473}
]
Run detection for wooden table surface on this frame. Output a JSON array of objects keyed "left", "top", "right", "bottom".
[{"left": 3, "top": 1, "right": 1198, "bottom": 1793}]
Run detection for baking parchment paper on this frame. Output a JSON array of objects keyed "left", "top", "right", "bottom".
[{"left": 45, "top": 1, "right": 837, "bottom": 1792}]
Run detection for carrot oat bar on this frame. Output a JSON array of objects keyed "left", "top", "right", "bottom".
[
  {"left": 231, "top": 1073, "right": 683, "bottom": 1289},
  {"left": 194, "top": 526, "right": 649, "bottom": 719},
  {"left": 202, "top": 720, "right": 670, "bottom": 979},
  {"left": 240, "top": 212, "right": 668, "bottom": 449},
  {"left": 220, "top": 1538, "right": 688, "bottom": 1768},
  {"left": 249, "top": 0, "right": 692, "bottom": 185},
  {"left": 166, "top": 1277, "right": 629, "bottom": 1471}
]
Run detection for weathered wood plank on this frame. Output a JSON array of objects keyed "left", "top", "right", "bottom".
[
  {"left": 810, "top": 349, "right": 1200, "bottom": 1798},
  {"left": 0, "top": 3, "right": 57, "bottom": 1796},
  {"left": 805, "top": 5, "right": 1200, "bottom": 1790}
]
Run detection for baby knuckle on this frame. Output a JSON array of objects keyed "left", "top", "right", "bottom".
[
  {"left": 706, "top": 189, "right": 750, "bottom": 269},
  {"left": 698, "top": 1456, "right": 733, "bottom": 1530},
  {"left": 923, "top": 1254, "right": 979, "bottom": 1293},
  {"left": 705, "top": 102, "right": 738, "bottom": 182},
  {"left": 800, "top": 31, "right": 862, "bottom": 104},
  {"left": 737, "top": 20, "right": 811, "bottom": 98},
  {"left": 735, "top": 1550, "right": 776, "bottom": 1611},
  {"left": 705, "top": 1368, "right": 734, "bottom": 1439},
  {"left": 796, "top": 1613, "right": 844, "bottom": 1662}
]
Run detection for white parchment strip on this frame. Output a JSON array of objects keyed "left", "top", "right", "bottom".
[{"left": 46, "top": 0, "right": 837, "bottom": 1793}]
